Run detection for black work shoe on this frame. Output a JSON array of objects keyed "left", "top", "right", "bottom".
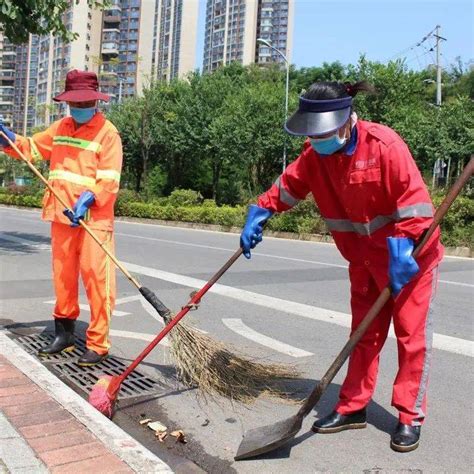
[
  {"left": 390, "top": 423, "right": 421, "bottom": 452},
  {"left": 38, "top": 319, "right": 75, "bottom": 356},
  {"left": 312, "top": 408, "right": 367, "bottom": 434},
  {"left": 77, "top": 349, "right": 108, "bottom": 367}
]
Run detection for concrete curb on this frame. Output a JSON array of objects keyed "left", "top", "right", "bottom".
[
  {"left": 0, "top": 204, "right": 471, "bottom": 257},
  {"left": 0, "top": 331, "right": 173, "bottom": 473}
]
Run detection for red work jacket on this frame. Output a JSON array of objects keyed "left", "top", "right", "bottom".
[{"left": 258, "top": 120, "right": 443, "bottom": 285}]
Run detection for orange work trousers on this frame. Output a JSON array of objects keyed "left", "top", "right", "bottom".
[{"left": 51, "top": 222, "right": 116, "bottom": 355}]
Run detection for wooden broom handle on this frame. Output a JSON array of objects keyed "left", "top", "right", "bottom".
[{"left": 1, "top": 131, "right": 142, "bottom": 290}]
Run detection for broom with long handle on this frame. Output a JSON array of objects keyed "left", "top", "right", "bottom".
[{"left": 1, "top": 131, "right": 298, "bottom": 406}]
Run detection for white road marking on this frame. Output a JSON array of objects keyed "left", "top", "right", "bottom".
[
  {"left": 116, "top": 232, "right": 348, "bottom": 268},
  {"left": 2, "top": 231, "right": 473, "bottom": 358},
  {"left": 222, "top": 319, "right": 313, "bottom": 357},
  {"left": 1, "top": 205, "right": 473, "bottom": 261},
  {"left": 123, "top": 261, "right": 474, "bottom": 358},
  {"left": 43, "top": 300, "right": 130, "bottom": 317},
  {"left": 109, "top": 329, "right": 170, "bottom": 347}
]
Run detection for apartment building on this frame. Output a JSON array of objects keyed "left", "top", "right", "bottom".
[
  {"left": 0, "top": 34, "right": 16, "bottom": 128},
  {"left": 2, "top": 0, "right": 198, "bottom": 133},
  {"left": 151, "top": 0, "right": 199, "bottom": 82},
  {"left": 203, "top": 0, "right": 294, "bottom": 73}
]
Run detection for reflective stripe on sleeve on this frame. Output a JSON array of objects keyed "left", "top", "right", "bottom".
[
  {"left": 53, "top": 136, "right": 102, "bottom": 153},
  {"left": 274, "top": 176, "right": 301, "bottom": 208},
  {"left": 48, "top": 170, "right": 96, "bottom": 187},
  {"left": 96, "top": 169, "right": 121, "bottom": 182},
  {"left": 28, "top": 138, "right": 43, "bottom": 161},
  {"left": 324, "top": 203, "right": 434, "bottom": 236}
]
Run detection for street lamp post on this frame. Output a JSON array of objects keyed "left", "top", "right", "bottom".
[{"left": 257, "top": 38, "right": 289, "bottom": 171}]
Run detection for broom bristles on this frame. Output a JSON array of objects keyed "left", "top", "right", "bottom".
[{"left": 166, "top": 319, "right": 300, "bottom": 404}]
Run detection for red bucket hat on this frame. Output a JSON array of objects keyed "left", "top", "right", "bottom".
[{"left": 53, "top": 69, "right": 110, "bottom": 102}]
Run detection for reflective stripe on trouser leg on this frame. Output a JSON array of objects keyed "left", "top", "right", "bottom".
[
  {"left": 51, "top": 222, "right": 81, "bottom": 319},
  {"left": 335, "top": 265, "right": 394, "bottom": 414},
  {"left": 80, "top": 229, "right": 116, "bottom": 354},
  {"left": 392, "top": 266, "right": 438, "bottom": 426}
]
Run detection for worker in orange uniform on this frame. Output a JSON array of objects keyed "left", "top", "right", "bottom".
[
  {"left": 0, "top": 69, "right": 123, "bottom": 366},
  {"left": 240, "top": 81, "right": 443, "bottom": 452}
]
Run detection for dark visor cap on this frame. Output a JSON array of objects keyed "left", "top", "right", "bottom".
[{"left": 285, "top": 96, "right": 352, "bottom": 137}]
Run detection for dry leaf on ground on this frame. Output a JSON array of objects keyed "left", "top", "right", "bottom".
[{"left": 170, "top": 430, "right": 187, "bottom": 444}]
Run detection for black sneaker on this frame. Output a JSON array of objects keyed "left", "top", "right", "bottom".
[
  {"left": 390, "top": 423, "right": 421, "bottom": 452},
  {"left": 312, "top": 408, "right": 367, "bottom": 434},
  {"left": 77, "top": 349, "right": 108, "bottom": 367},
  {"left": 38, "top": 318, "right": 75, "bottom": 356}
]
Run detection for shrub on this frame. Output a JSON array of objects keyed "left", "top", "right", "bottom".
[{"left": 168, "top": 189, "right": 203, "bottom": 207}]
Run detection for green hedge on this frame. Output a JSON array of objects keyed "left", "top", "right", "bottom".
[{"left": 1, "top": 188, "right": 472, "bottom": 248}]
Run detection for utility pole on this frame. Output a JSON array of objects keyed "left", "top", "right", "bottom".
[{"left": 434, "top": 25, "right": 447, "bottom": 106}]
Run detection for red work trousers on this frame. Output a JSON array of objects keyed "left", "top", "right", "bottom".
[
  {"left": 335, "top": 264, "right": 439, "bottom": 426},
  {"left": 51, "top": 222, "right": 116, "bottom": 355}
]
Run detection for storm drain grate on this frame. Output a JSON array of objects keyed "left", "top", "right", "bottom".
[{"left": 14, "top": 333, "right": 167, "bottom": 400}]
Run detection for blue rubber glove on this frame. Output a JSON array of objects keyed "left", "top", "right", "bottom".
[
  {"left": 0, "top": 117, "right": 16, "bottom": 147},
  {"left": 63, "top": 191, "right": 95, "bottom": 227},
  {"left": 387, "top": 237, "right": 419, "bottom": 296},
  {"left": 240, "top": 204, "right": 273, "bottom": 259}
]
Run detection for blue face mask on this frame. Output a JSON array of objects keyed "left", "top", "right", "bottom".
[
  {"left": 70, "top": 106, "right": 97, "bottom": 124},
  {"left": 310, "top": 133, "right": 347, "bottom": 156}
]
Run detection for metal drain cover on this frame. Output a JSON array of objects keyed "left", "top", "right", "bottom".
[{"left": 14, "top": 333, "right": 167, "bottom": 400}]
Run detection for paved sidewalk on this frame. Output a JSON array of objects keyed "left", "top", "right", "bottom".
[
  {"left": 0, "top": 332, "right": 173, "bottom": 474},
  {"left": 0, "top": 355, "right": 134, "bottom": 473}
]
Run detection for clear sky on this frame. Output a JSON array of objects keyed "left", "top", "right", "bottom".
[{"left": 195, "top": 0, "right": 473, "bottom": 72}]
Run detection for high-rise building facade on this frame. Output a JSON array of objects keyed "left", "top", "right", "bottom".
[
  {"left": 151, "top": 0, "right": 199, "bottom": 82},
  {"left": 1, "top": 0, "right": 198, "bottom": 134},
  {"left": 99, "top": 0, "right": 198, "bottom": 102},
  {"left": 203, "top": 0, "right": 294, "bottom": 73},
  {"left": 0, "top": 34, "right": 16, "bottom": 128}
]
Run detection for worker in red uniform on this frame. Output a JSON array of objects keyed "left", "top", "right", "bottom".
[
  {"left": 240, "top": 81, "right": 443, "bottom": 452},
  {"left": 0, "top": 70, "right": 123, "bottom": 366}
]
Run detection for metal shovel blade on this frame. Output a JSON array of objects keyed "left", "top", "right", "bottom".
[{"left": 234, "top": 415, "right": 303, "bottom": 461}]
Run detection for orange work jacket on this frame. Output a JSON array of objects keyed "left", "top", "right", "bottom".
[{"left": 6, "top": 112, "right": 123, "bottom": 231}]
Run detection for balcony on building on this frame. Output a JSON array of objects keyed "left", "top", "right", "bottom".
[
  {"left": 0, "top": 69, "right": 16, "bottom": 83},
  {"left": 101, "top": 40, "right": 119, "bottom": 56},
  {"left": 104, "top": 7, "right": 121, "bottom": 25}
]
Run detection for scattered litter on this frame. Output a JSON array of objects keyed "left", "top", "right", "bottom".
[
  {"left": 148, "top": 421, "right": 167, "bottom": 432},
  {"left": 139, "top": 418, "right": 152, "bottom": 425},
  {"left": 170, "top": 430, "right": 187, "bottom": 444},
  {"left": 156, "top": 431, "right": 168, "bottom": 442},
  {"left": 201, "top": 419, "right": 210, "bottom": 427}
]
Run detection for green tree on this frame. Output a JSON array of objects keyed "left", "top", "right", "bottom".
[{"left": 1, "top": 0, "right": 109, "bottom": 44}]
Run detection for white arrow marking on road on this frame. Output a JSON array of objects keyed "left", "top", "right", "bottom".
[
  {"left": 222, "top": 319, "right": 313, "bottom": 357},
  {"left": 3, "top": 232, "right": 473, "bottom": 358}
]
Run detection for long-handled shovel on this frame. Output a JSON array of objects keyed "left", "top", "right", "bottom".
[{"left": 235, "top": 156, "right": 474, "bottom": 461}]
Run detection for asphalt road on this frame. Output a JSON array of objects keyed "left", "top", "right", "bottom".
[{"left": 1, "top": 206, "right": 473, "bottom": 473}]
